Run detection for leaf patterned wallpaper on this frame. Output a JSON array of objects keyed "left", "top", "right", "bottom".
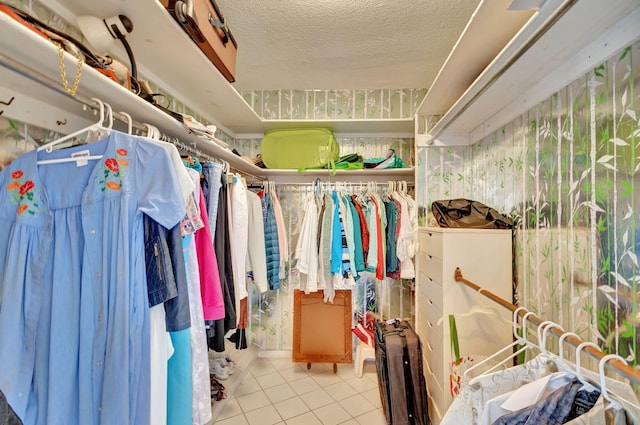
[
  {"left": 239, "top": 89, "right": 427, "bottom": 120},
  {"left": 419, "top": 42, "right": 640, "bottom": 364}
]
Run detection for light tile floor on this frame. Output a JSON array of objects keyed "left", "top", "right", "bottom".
[{"left": 213, "top": 357, "right": 386, "bottom": 425}]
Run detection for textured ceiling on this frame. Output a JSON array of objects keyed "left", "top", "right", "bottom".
[{"left": 216, "top": 0, "right": 482, "bottom": 90}]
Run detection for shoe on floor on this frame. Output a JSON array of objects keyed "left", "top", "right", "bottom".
[{"left": 210, "top": 360, "right": 230, "bottom": 380}]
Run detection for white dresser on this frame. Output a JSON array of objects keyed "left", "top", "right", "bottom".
[{"left": 415, "top": 227, "right": 513, "bottom": 424}]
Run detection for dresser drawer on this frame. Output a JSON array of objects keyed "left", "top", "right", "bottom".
[
  {"left": 419, "top": 229, "right": 443, "bottom": 258},
  {"left": 417, "top": 293, "right": 444, "bottom": 351},
  {"left": 419, "top": 253, "right": 444, "bottom": 284},
  {"left": 424, "top": 356, "right": 446, "bottom": 416},
  {"left": 420, "top": 303, "right": 443, "bottom": 349},
  {"left": 416, "top": 296, "right": 433, "bottom": 338},
  {"left": 421, "top": 329, "right": 445, "bottom": 390},
  {"left": 421, "top": 269, "right": 443, "bottom": 303},
  {"left": 427, "top": 394, "right": 443, "bottom": 425}
]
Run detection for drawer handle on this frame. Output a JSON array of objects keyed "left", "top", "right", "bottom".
[
  {"left": 426, "top": 340, "right": 435, "bottom": 352},
  {"left": 425, "top": 360, "right": 435, "bottom": 375},
  {"left": 427, "top": 320, "right": 433, "bottom": 328},
  {"left": 427, "top": 298, "right": 433, "bottom": 305}
]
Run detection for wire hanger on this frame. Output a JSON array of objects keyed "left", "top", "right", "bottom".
[
  {"left": 38, "top": 97, "right": 109, "bottom": 153},
  {"left": 465, "top": 307, "right": 532, "bottom": 384}
]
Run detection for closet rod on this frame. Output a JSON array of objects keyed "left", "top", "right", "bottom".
[
  {"left": 0, "top": 52, "right": 263, "bottom": 180},
  {"left": 0, "top": 52, "right": 146, "bottom": 133},
  {"left": 249, "top": 180, "right": 415, "bottom": 187},
  {"left": 454, "top": 266, "right": 640, "bottom": 385}
]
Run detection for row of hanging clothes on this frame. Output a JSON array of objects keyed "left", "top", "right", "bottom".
[
  {"left": 0, "top": 98, "right": 260, "bottom": 425},
  {"left": 293, "top": 179, "right": 417, "bottom": 347},
  {"left": 204, "top": 173, "right": 289, "bottom": 346},
  {"left": 441, "top": 307, "right": 640, "bottom": 425},
  {"left": 295, "top": 179, "right": 417, "bottom": 302}
]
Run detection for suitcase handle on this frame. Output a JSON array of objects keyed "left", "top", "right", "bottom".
[
  {"left": 174, "top": 0, "right": 238, "bottom": 49},
  {"left": 207, "top": 13, "right": 229, "bottom": 46},
  {"left": 174, "top": 0, "right": 206, "bottom": 43},
  {"left": 207, "top": 0, "right": 237, "bottom": 48}
]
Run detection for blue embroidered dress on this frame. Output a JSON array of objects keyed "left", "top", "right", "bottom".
[{"left": 0, "top": 132, "right": 185, "bottom": 425}]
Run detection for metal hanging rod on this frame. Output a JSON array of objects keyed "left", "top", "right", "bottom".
[
  {"left": 0, "top": 52, "right": 265, "bottom": 181},
  {"left": 0, "top": 52, "right": 148, "bottom": 133},
  {"left": 247, "top": 180, "right": 413, "bottom": 188},
  {"left": 454, "top": 267, "right": 640, "bottom": 385}
]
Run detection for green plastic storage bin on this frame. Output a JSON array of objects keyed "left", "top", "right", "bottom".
[{"left": 261, "top": 128, "right": 340, "bottom": 172}]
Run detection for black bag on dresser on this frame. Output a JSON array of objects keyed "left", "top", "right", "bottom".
[
  {"left": 431, "top": 198, "right": 513, "bottom": 229},
  {"left": 375, "top": 320, "right": 429, "bottom": 425}
]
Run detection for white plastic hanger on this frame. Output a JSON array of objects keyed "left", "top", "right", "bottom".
[
  {"left": 37, "top": 149, "right": 104, "bottom": 166},
  {"left": 38, "top": 97, "right": 110, "bottom": 154},
  {"left": 597, "top": 354, "right": 640, "bottom": 410},
  {"left": 436, "top": 304, "right": 513, "bottom": 327},
  {"left": 558, "top": 331, "right": 580, "bottom": 365},
  {"left": 574, "top": 341, "right": 600, "bottom": 391},
  {"left": 104, "top": 102, "right": 114, "bottom": 130},
  {"left": 37, "top": 99, "right": 110, "bottom": 165},
  {"left": 465, "top": 307, "right": 533, "bottom": 384},
  {"left": 144, "top": 124, "right": 161, "bottom": 140},
  {"left": 120, "top": 111, "right": 133, "bottom": 134},
  {"left": 537, "top": 321, "right": 564, "bottom": 356},
  {"left": 538, "top": 322, "right": 568, "bottom": 374},
  {"left": 598, "top": 354, "right": 627, "bottom": 403}
]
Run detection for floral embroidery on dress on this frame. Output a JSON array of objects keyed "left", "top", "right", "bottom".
[
  {"left": 7, "top": 169, "right": 39, "bottom": 216},
  {"left": 98, "top": 148, "right": 128, "bottom": 192}
]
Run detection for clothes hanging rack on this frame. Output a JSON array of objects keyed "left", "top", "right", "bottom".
[
  {"left": 246, "top": 179, "right": 414, "bottom": 188},
  {"left": 0, "top": 51, "right": 267, "bottom": 182},
  {"left": 0, "top": 52, "right": 148, "bottom": 134},
  {"left": 454, "top": 266, "right": 640, "bottom": 385}
]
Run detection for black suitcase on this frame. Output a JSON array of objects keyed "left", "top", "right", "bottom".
[{"left": 375, "top": 320, "right": 429, "bottom": 425}]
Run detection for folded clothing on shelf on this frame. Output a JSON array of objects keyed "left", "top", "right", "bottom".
[{"left": 363, "top": 149, "right": 406, "bottom": 169}]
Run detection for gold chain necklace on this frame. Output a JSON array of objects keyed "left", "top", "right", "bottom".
[{"left": 53, "top": 40, "right": 84, "bottom": 96}]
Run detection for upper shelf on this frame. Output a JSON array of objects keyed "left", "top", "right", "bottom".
[
  {"left": 424, "top": 0, "right": 640, "bottom": 143},
  {"left": 0, "top": 34, "right": 256, "bottom": 178},
  {"left": 0, "top": 20, "right": 414, "bottom": 185},
  {"left": 38, "top": 0, "right": 415, "bottom": 137},
  {"left": 0, "top": 11, "right": 414, "bottom": 183}
]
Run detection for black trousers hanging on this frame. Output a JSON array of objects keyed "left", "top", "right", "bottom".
[{"left": 208, "top": 179, "right": 236, "bottom": 352}]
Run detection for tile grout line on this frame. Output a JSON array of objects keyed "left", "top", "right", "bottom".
[{"left": 217, "top": 357, "right": 385, "bottom": 425}]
